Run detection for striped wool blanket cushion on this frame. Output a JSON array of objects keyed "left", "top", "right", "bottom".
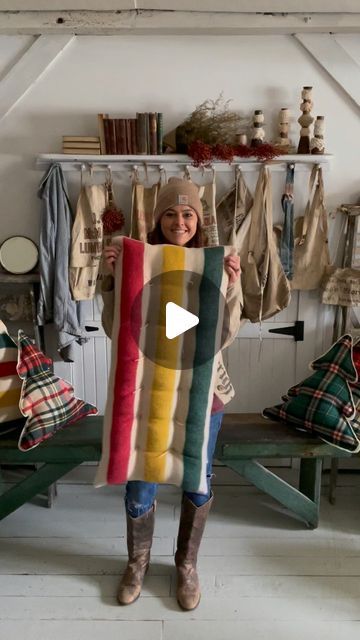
[
  {"left": 0, "top": 320, "right": 22, "bottom": 430},
  {"left": 95, "top": 237, "right": 231, "bottom": 494}
]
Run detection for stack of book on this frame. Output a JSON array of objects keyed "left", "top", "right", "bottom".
[
  {"left": 62, "top": 136, "right": 101, "bottom": 155},
  {"left": 98, "top": 113, "right": 163, "bottom": 155}
]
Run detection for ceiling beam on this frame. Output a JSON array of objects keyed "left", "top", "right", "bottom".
[
  {"left": 0, "top": 34, "right": 73, "bottom": 122},
  {"left": 1, "top": 11, "right": 360, "bottom": 35},
  {"left": 2, "top": 2, "right": 360, "bottom": 12},
  {"left": 295, "top": 34, "right": 360, "bottom": 110}
]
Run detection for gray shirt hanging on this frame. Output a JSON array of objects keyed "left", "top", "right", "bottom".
[{"left": 37, "top": 163, "right": 89, "bottom": 362}]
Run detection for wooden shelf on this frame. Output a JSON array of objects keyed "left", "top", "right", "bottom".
[
  {"left": 36, "top": 153, "right": 334, "bottom": 172},
  {"left": 0, "top": 272, "right": 40, "bottom": 284}
]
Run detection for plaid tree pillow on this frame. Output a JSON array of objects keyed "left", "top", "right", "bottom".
[
  {"left": 263, "top": 335, "right": 360, "bottom": 453},
  {"left": 17, "top": 331, "right": 97, "bottom": 451}
]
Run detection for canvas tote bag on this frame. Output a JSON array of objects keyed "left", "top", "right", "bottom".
[
  {"left": 216, "top": 166, "right": 253, "bottom": 246},
  {"left": 239, "top": 166, "right": 291, "bottom": 323},
  {"left": 291, "top": 164, "right": 330, "bottom": 290},
  {"left": 69, "top": 183, "right": 107, "bottom": 300}
]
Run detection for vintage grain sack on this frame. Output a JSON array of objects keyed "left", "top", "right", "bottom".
[
  {"left": 69, "top": 184, "right": 107, "bottom": 300},
  {"left": 321, "top": 266, "right": 360, "bottom": 307}
]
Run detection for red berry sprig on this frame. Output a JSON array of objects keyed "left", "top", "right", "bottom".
[
  {"left": 102, "top": 206, "right": 125, "bottom": 234},
  {"left": 187, "top": 140, "right": 282, "bottom": 166}
]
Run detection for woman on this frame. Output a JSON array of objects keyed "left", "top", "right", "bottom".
[{"left": 102, "top": 177, "right": 241, "bottom": 610}]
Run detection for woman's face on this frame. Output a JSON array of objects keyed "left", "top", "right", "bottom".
[{"left": 160, "top": 204, "right": 198, "bottom": 246}]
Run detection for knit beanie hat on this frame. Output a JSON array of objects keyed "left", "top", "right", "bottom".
[{"left": 153, "top": 178, "right": 203, "bottom": 225}]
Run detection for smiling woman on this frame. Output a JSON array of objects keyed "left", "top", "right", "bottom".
[
  {"left": 160, "top": 205, "right": 198, "bottom": 245},
  {"left": 147, "top": 177, "right": 204, "bottom": 247},
  {"left": 101, "top": 176, "right": 241, "bottom": 611}
]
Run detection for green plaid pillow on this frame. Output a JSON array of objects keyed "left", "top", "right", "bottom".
[
  {"left": 263, "top": 334, "right": 360, "bottom": 453},
  {"left": 17, "top": 331, "right": 98, "bottom": 451}
]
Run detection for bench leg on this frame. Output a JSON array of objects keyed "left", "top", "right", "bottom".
[
  {"left": 299, "top": 458, "right": 322, "bottom": 503},
  {"left": 0, "top": 462, "right": 78, "bottom": 521},
  {"left": 329, "top": 458, "right": 339, "bottom": 505},
  {"left": 1, "top": 463, "right": 58, "bottom": 509},
  {"left": 222, "top": 458, "right": 321, "bottom": 529}
]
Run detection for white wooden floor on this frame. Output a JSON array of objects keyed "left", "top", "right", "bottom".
[{"left": 1, "top": 463, "right": 360, "bottom": 640}]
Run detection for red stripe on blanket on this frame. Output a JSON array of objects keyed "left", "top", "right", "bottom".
[
  {"left": 107, "top": 238, "right": 145, "bottom": 483},
  {"left": 0, "top": 361, "right": 17, "bottom": 377}
]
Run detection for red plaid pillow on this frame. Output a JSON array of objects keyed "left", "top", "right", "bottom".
[{"left": 16, "top": 331, "right": 98, "bottom": 451}]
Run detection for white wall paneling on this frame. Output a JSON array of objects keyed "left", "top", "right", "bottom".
[
  {"left": 0, "top": 34, "right": 73, "bottom": 122},
  {"left": 295, "top": 34, "right": 360, "bottom": 110}
]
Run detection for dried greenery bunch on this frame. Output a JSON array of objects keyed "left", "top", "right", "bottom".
[
  {"left": 176, "top": 93, "right": 249, "bottom": 148},
  {"left": 173, "top": 93, "right": 281, "bottom": 165}
]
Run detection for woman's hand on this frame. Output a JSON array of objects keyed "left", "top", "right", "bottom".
[
  {"left": 224, "top": 253, "right": 241, "bottom": 286},
  {"left": 104, "top": 244, "right": 122, "bottom": 275}
]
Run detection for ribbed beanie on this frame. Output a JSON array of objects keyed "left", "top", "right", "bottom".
[{"left": 153, "top": 178, "right": 203, "bottom": 225}]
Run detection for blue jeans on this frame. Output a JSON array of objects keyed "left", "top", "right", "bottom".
[{"left": 125, "top": 411, "right": 224, "bottom": 517}]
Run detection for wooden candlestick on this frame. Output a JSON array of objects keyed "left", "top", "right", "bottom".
[
  {"left": 277, "top": 108, "right": 291, "bottom": 152},
  {"left": 311, "top": 116, "right": 325, "bottom": 154},
  {"left": 297, "top": 86, "right": 314, "bottom": 154},
  {"left": 251, "top": 110, "right": 265, "bottom": 147}
]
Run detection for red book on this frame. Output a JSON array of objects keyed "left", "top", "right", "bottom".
[{"left": 149, "top": 113, "right": 157, "bottom": 155}]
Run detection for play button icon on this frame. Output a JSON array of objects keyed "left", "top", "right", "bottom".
[
  {"left": 166, "top": 302, "right": 199, "bottom": 340},
  {"left": 130, "top": 269, "right": 230, "bottom": 370}
]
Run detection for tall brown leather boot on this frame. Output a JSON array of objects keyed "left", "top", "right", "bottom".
[
  {"left": 175, "top": 493, "right": 213, "bottom": 610},
  {"left": 117, "top": 503, "right": 156, "bottom": 605}
]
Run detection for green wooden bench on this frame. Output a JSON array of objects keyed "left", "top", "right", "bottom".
[{"left": 0, "top": 413, "right": 352, "bottom": 528}]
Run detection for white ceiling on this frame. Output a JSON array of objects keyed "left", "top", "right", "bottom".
[{"left": 0, "top": 1, "right": 360, "bottom": 12}]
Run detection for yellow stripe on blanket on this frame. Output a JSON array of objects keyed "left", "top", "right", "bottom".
[{"left": 145, "top": 245, "right": 185, "bottom": 481}]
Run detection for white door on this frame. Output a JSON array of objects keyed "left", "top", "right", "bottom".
[
  {"left": 48, "top": 297, "right": 111, "bottom": 415},
  {"left": 224, "top": 288, "right": 334, "bottom": 413}
]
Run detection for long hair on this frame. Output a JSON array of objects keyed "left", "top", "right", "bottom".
[{"left": 147, "top": 220, "right": 204, "bottom": 248}]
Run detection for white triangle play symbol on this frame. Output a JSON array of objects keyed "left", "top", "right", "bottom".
[{"left": 166, "top": 302, "right": 199, "bottom": 340}]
